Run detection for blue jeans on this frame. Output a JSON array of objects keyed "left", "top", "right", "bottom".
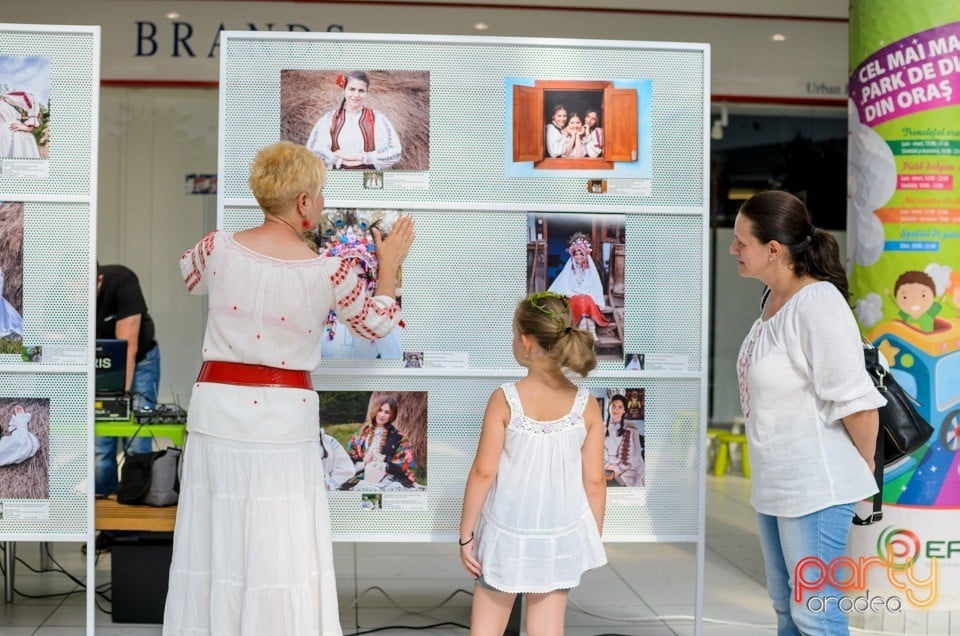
[
  {"left": 95, "top": 344, "right": 160, "bottom": 495},
  {"left": 757, "top": 502, "right": 855, "bottom": 636}
]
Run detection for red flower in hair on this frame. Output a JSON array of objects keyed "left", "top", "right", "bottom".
[{"left": 336, "top": 74, "right": 347, "bottom": 89}]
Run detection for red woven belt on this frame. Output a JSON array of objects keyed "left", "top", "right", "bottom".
[{"left": 196, "top": 361, "right": 313, "bottom": 390}]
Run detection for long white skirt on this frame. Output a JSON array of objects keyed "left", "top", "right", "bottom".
[{"left": 162, "top": 433, "right": 342, "bottom": 636}]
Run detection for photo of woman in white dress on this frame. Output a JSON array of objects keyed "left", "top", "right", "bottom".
[
  {"left": 0, "top": 56, "right": 50, "bottom": 160},
  {"left": 602, "top": 394, "right": 644, "bottom": 487},
  {"left": 307, "top": 71, "right": 401, "bottom": 170},
  {"left": 281, "top": 70, "right": 430, "bottom": 172}
]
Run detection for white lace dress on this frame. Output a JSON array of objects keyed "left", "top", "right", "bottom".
[
  {"left": 474, "top": 383, "right": 607, "bottom": 593},
  {"left": 163, "top": 231, "right": 401, "bottom": 636}
]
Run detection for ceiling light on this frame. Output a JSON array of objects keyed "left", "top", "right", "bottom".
[
  {"left": 474, "top": 22, "right": 489, "bottom": 31},
  {"left": 771, "top": 33, "right": 786, "bottom": 42}
]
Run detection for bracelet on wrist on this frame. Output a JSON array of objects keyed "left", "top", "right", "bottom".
[{"left": 458, "top": 533, "right": 474, "bottom": 546}]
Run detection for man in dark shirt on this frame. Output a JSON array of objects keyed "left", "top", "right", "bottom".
[{"left": 95, "top": 264, "right": 161, "bottom": 495}]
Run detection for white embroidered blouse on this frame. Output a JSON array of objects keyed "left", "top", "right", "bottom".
[
  {"left": 736, "top": 281, "right": 886, "bottom": 517},
  {"left": 179, "top": 231, "right": 400, "bottom": 444}
]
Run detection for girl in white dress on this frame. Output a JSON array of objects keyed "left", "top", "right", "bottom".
[
  {"left": 459, "top": 291, "right": 607, "bottom": 635},
  {"left": 163, "top": 141, "right": 414, "bottom": 636}
]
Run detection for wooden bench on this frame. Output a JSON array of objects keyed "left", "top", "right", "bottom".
[{"left": 95, "top": 496, "right": 177, "bottom": 532}]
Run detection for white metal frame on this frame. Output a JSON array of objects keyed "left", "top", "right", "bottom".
[
  {"left": 220, "top": 30, "right": 709, "bottom": 635},
  {"left": 0, "top": 22, "right": 100, "bottom": 636}
]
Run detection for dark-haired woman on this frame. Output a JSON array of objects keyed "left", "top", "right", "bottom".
[
  {"left": 306, "top": 71, "right": 402, "bottom": 170},
  {"left": 344, "top": 396, "right": 416, "bottom": 489},
  {"left": 603, "top": 395, "right": 643, "bottom": 486},
  {"left": 731, "top": 190, "right": 885, "bottom": 636}
]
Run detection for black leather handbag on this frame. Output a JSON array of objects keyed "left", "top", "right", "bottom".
[{"left": 853, "top": 343, "right": 934, "bottom": 525}]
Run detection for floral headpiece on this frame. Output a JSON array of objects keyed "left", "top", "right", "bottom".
[
  {"left": 336, "top": 74, "right": 347, "bottom": 89},
  {"left": 323, "top": 233, "right": 378, "bottom": 274},
  {"left": 567, "top": 232, "right": 592, "bottom": 257},
  {"left": 527, "top": 291, "right": 571, "bottom": 333}
]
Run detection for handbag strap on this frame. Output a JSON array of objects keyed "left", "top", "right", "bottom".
[
  {"left": 121, "top": 421, "right": 160, "bottom": 458},
  {"left": 854, "top": 337, "right": 884, "bottom": 526},
  {"left": 852, "top": 431, "right": 884, "bottom": 525}
]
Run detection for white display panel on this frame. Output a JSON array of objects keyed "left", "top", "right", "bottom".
[
  {"left": 219, "top": 32, "right": 708, "bottom": 554},
  {"left": 220, "top": 33, "right": 706, "bottom": 213},
  {"left": 0, "top": 24, "right": 98, "bottom": 635}
]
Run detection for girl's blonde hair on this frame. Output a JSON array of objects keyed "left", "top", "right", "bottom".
[
  {"left": 248, "top": 141, "right": 327, "bottom": 213},
  {"left": 515, "top": 292, "right": 596, "bottom": 377}
]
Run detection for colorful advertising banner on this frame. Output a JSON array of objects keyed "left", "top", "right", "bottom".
[{"left": 849, "top": 1, "right": 960, "bottom": 613}]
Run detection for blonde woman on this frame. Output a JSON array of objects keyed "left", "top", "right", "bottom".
[{"left": 164, "top": 141, "right": 414, "bottom": 635}]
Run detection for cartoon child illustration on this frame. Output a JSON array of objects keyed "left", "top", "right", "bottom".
[{"left": 886, "top": 270, "right": 944, "bottom": 333}]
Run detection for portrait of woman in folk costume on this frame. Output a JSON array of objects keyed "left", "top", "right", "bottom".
[
  {"left": 344, "top": 396, "right": 417, "bottom": 491},
  {"left": 547, "top": 232, "right": 608, "bottom": 339},
  {"left": 306, "top": 71, "right": 402, "bottom": 171}
]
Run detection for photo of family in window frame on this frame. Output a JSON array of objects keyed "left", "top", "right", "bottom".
[
  {"left": 279, "top": 69, "right": 430, "bottom": 172},
  {"left": 505, "top": 77, "right": 652, "bottom": 178}
]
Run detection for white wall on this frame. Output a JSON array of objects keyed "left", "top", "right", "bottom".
[{"left": 97, "top": 88, "right": 218, "bottom": 404}]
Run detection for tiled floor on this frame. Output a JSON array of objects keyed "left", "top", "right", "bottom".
[{"left": 0, "top": 476, "right": 777, "bottom": 635}]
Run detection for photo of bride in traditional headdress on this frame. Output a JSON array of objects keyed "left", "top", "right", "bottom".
[{"left": 526, "top": 212, "right": 626, "bottom": 361}]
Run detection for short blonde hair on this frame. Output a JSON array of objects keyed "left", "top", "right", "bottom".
[{"left": 248, "top": 141, "right": 327, "bottom": 212}]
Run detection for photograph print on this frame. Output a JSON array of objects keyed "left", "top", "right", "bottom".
[
  {"left": 591, "top": 387, "right": 645, "bottom": 488},
  {"left": 527, "top": 212, "right": 626, "bottom": 361},
  {"left": 317, "top": 390, "right": 427, "bottom": 492},
  {"left": 0, "top": 398, "right": 50, "bottom": 499},
  {"left": 280, "top": 70, "right": 430, "bottom": 172},
  {"left": 506, "top": 78, "right": 651, "bottom": 178},
  {"left": 0, "top": 56, "right": 50, "bottom": 160},
  {"left": 306, "top": 209, "right": 404, "bottom": 360},
  {"left": 0, "top": 202, "right": 24, "bottom": 353}
]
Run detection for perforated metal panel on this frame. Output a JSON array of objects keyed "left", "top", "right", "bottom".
[
  {"left": 0, "top": 373, "right": 88, "bottom": 534},
  {"left": 315, "top": 375, "right": 700, "bottom": 540},
  {"left": 20, "top": 202, "right": 91, "bottom": 348},
  {"left": 221, "top": 33, "right": 708, "bottom": 542},
  {"left": 0, "top": 26, "right": 97, "bottom": 199},
  {"left": 220, "top": 33, "right": 706, "bottom": 211},
  {"left": 0, "top": 25, "right": 98, "bottom": 541}
]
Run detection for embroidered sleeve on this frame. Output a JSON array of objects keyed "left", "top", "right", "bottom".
[
  {"left": 546, "top": 125, "right": 567, "bottom": 158},
  {"left": 327, "top": 258, "right": 401, "bottom": 341},
  {"left": 370, "top": 111, "right": 402, "bottom": 170},
  {"left": 179, "top": 230, "right": 219, "bottom": 295},
  {"left": 389, "top": 437, "right": 417, "bottom": 484},
  {"left": 306, "top": 112, "right": 341, "bottom": 169},
  {"left": 346, "top": 430, "right": 366, "bottom": 465}
]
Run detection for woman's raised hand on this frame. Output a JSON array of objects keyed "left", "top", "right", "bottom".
[{"left": 373, "top": 215, "right": 415, "bottom": 274}]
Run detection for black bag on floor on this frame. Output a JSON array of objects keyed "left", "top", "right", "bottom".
[{"left": 117, "top": 425, "right": 181, "bottom": 507}]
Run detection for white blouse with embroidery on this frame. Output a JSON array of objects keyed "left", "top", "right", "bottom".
[
  {"left": 737, "top": 281, "right": 886, "bottom": 517},
  {"left": 178, "top": 230, "right": 400, "bottom": 444},
  {"left": 474, "top": 382, "right": 607, "bottom": 593}
]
